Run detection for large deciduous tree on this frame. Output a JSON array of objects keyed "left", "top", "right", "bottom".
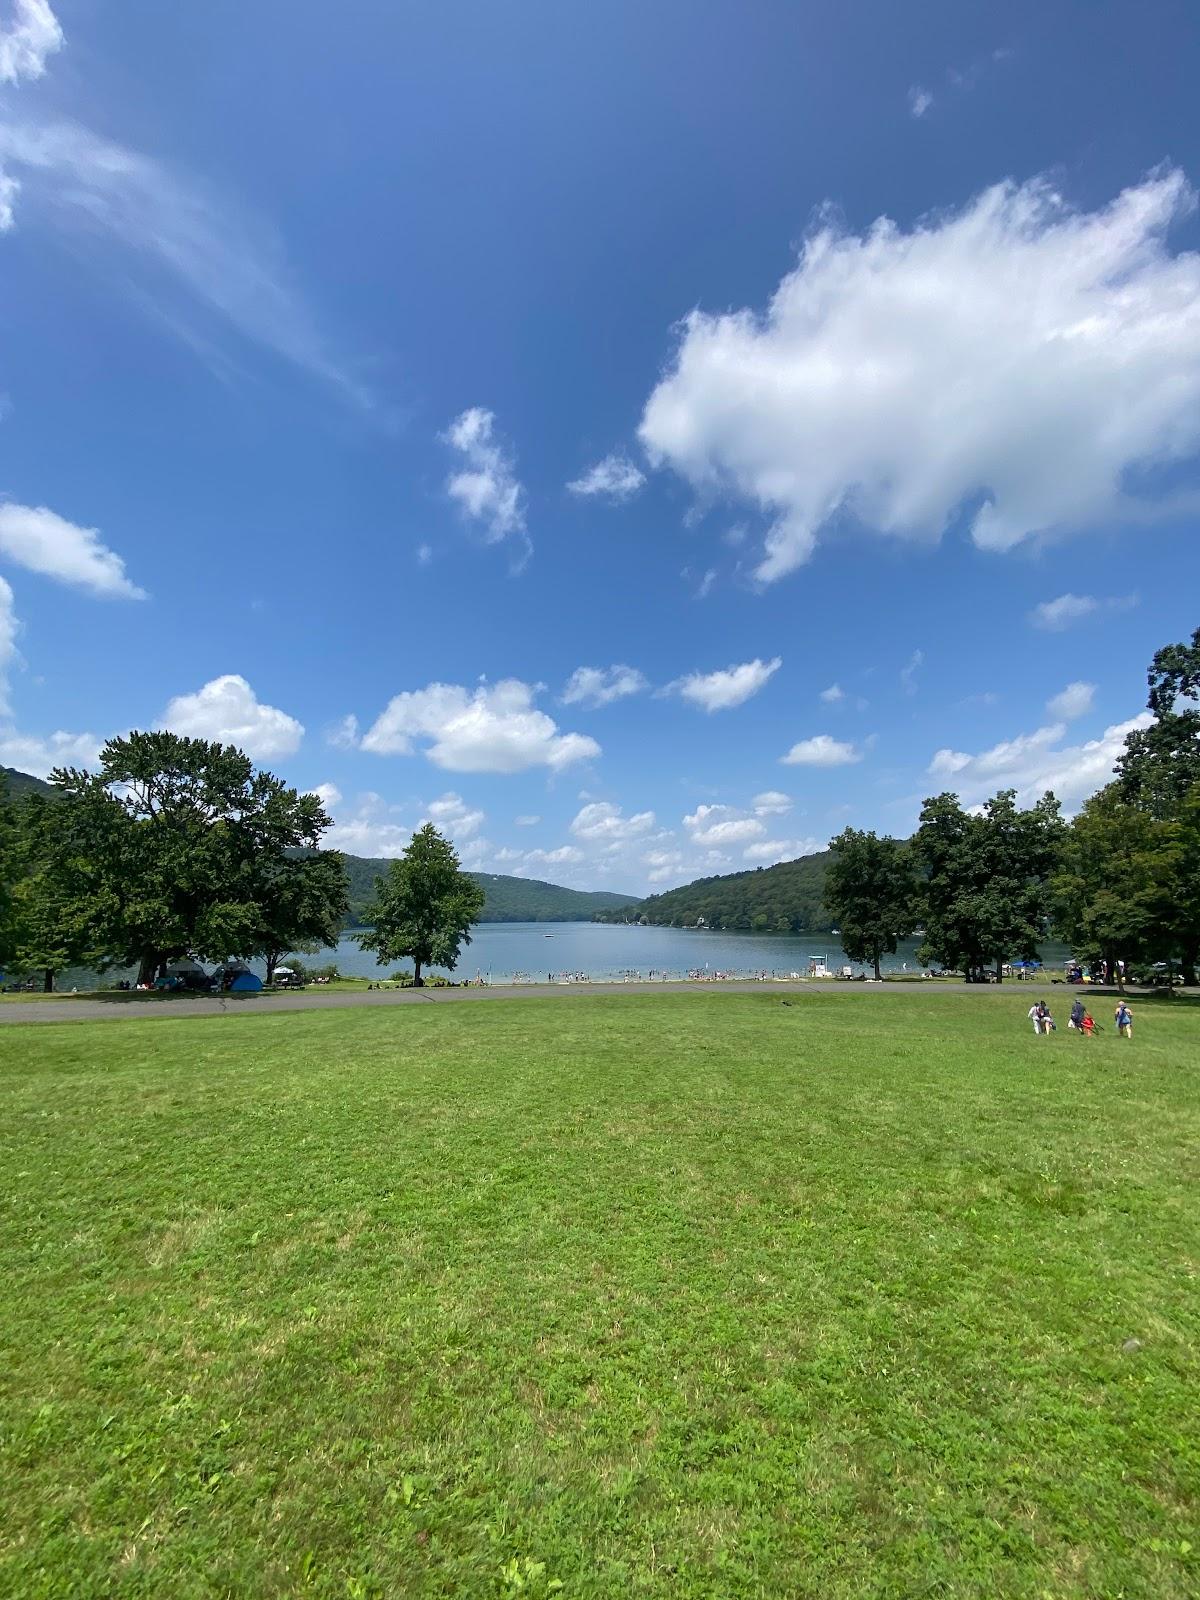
[
  {"left": 1116, "top": 624, "right": 1200, "bottom": 818},
  {"left": 252, "top": 848, "right": 350, "bottom": 986},
  {"left": 52, "top": 731, "right": 345, "bottom": 985},
  {"left": 825, "top": 827, "right": 918, "bottom": 980},
  {"left": 914, "top": 789, "right": 1065, "bottom": 982},
  {"left": 355, "top": 823, "right": 484, "bottom": 986}
]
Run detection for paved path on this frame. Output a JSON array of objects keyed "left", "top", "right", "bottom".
[{"left": 0, "top": 978, "right": 1073, "bottom": 1025}]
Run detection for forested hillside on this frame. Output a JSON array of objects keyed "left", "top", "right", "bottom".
[
  {"left": 596, "top": 850, "right": 834, "bottom": 932},
  {"left": 1, "top": 767, "right": 56, "bottom": 802},
  {"left": 341, "top": 853, "right": 638, "bottom": 924}
]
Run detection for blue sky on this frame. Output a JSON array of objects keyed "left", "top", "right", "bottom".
[{"left": 1, "top": 0, "right": 1199, "bottom": 892}]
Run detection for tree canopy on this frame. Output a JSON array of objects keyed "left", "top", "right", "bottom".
[
  {"left": 355, "top": 823, "right": 485, "bottom": 985},
  {"left": 825, "top": 829, "right": 918, "bottom": 979}
]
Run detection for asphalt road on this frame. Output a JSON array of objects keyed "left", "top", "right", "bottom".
[{"left": 0, "top": 978, "right": 1075, "bottom": 1025}]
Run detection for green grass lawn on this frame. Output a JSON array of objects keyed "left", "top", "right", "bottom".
[{"left": 2, "top": 993, "right": 1197, "bottom": 1598}]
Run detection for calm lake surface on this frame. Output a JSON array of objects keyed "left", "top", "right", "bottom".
[
  {"left": 314, "top": 923, "right": 1072, "bottom": 983},
  {"left": 44, "top": 922, "right": 1073, "bottom": 991}
]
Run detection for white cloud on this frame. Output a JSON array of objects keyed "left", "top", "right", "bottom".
[
  {"left": 0, "top": 574, "right": 16, "bottom": 715},
  {"left": 819, "top": 683, "right": 844, "bottom": 703},
  {"left": 900, "top": 649, "right": 923, "bottom": 695},
  {"left": 753, "top": 789, "right": 792, "bottom": 815},
  {"left": 743, "top": 836, "right": 823, "bottom": 864},
  {"left": 514, "top": 813, "right": 541, "bottom": 827},
  {"left": 425, "top": 791, "right": 485, "bottom": 838},
  {"left": 416, "top": 543, "right": 433, "bottom": 566},
  {"left": 1029, "top": 593, "right": 1098, "bottom": 630},
  {"left": 781, "top": 734, "right": 861, "bottom": 767},
  {"left": 326, "top": 713, "right": 359, "bottom": 749},
  {"left": 0, "top": 726, "right": 100, "bottom": 778},
  {"left": 0, "top": 167, "right": 19, "bottom": 232},
  {"left": 442, "top": 408, "right": 526, "bottom": 548},
  {"left": 1046, "top": 680, "right": 1096, "bottom": 721},
  {"left": 928, "top": 713, "right": 1153, "bottom": 809},
  {"left": 0, "top": 503, "right": 144, "bottom": 598},
  {"left": 670, "top": 655, "right": 781, "bottom": 712},
  {"left": 0, "top": 119, "right": 367, "bottom": 405},
  {"left": 0, "top": 1, "right": 63, "bottom": 85},
  {"left": 561, "top": 664, "right": 648, "bottom": 707},
  {"left": 571, "top": 801, "right": 656, "bottom": 842},
  {"left": 908, "top": 85, "right": 934, "bottom": 118},
  {"left": 523, "top": 844, "right": 585, "bottom": 868},
  {"left": 640, "top": 169, "right": 1200, "bottom": 581},
  {"left": 683, "top": 803, "right": 765, "bottom": 847},
  {"left": 567, "top": 453, "right": 645, "bottom": 500},
  {"left": 160, "top": 674, "right": 304, "bottom": 760},
  {"left": 361, "top": 679, "right": 600, "bottom": 773},
  {"left": 309, "top": 782, "right": 342, "bottom": 810}
]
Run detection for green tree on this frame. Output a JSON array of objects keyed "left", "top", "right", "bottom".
[
  {"left": 355, "top": 823, "right": 484, "bottom": 986},
  {"left": 6, "top": 793, "right": 112, "bottom": 992},
  {"left": 1051, "top": 786, "right": 1176, "bottom": 990},
  {"left": 914, "top": 789, "right": 1065, "bottom": 982},
  {"left": 52, "top": 731, "right": 336, "bottom": 984},
  {"left": 252, "top": 848, "right": 350, "bottom": 985},
  {"left": 825, "top": 828, "right": 918, "bottom": 980},
  {"left": 1116, "top": 624, "right": 1200, "bottom": 818}
]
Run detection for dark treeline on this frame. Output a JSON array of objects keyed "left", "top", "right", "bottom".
[{"left": 595, "top": 851, "right": 833, "bottom": 934}]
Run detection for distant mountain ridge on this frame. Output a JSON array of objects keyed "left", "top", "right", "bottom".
[
  {"left": 595, "top": 849, "right": 835, "bottom": 933},
  {"left": 341, "top": 853, "right": 639, "bottom": 924},
  {"left": 1, "top": 766, "right": 56, "bottom": 801}
]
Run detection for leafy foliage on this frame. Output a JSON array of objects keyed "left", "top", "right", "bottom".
[
  {"left": 825, "top": 829, "right": 918, "bottom": 978},
  {"left": 355, "top": 824, "right": 485, "bottom": 984}
]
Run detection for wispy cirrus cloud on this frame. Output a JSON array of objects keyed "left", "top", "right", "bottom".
[
  {"left": 0, "top": 1, "right": 63, "bottom": 86},
  {"left": 567, "top": 452, "right": 645, "bottom": 500},
  {"left": 0, "top": 118, "right": 370, "bottom": 405}
]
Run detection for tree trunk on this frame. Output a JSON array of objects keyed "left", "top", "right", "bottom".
[
  {"left": 995, "top": 957, "right": 1004, "bottom": 985},
  {"left": 266, "top": 952, "right": 278, "bottom": 986},
  {"left": 43, "top": 969, "right": 55, "bottom": 993},
  {"left": 1180, "top": 946, "right": 1197, "bottom": 987},
  {"left": 873, "top": 949, "right": 882, "bottom": 982},
  {"left": 414, "top": 958, "right": 423, "bottom": 988},
  {"left": 137, "top": 951, "right": 158, "bottom": 987}
]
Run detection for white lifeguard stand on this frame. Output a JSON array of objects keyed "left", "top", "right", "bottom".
[{"left": 809, "top": 954, "right": 830, "bottom": 978}]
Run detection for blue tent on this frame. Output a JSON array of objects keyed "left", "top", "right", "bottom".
[{"left": 229, "top": 971, "right": 263, "bottom": 993}]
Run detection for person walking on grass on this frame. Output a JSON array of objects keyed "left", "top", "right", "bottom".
[
  {"left": 1069, "top": 996, "right": 1085, "bottom": 1031},
  {"left": 1115, "top": 999, "right": 1134, "bottom": 1039},
  {"left": 1029, "top": 999, "right": 1051, "bottom": 1035}
]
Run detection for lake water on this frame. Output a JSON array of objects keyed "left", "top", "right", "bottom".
[
  {"left": 38, "top": 922, "right": 1073, "bottom": 992},
  {"left": 314, "top": 923, "right": 1072, "bottom": 983}
]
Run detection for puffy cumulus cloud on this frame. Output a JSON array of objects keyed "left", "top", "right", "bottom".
[
  {"left": 640, "top": 169, "right": 1200, "bottom": 581},
  {"left": 326, "top": 713, "right": 359, "bottom": 749},
  {"left": 820, "top": 683, "right": 844, "bottom": 703},
  {"left": 567, "top": 453, "right": 646, "bottom": 500},
  {"left": 1046, "top": 680, "right": 1096, "bottom": 721},
  {"left": 0, "top": 726, "right": 100, "bottom": 778},
  {"left": 0, "top": 503, "right": 144, "bottom": 598},
  {"left": 361, "top": 679, "right": 600, "bottom": 773},
  {"left": 309, "top": 782, "right": 342, "bottom": 810},
  {"left": 928, "top": 713, "right": 1153, "bottom": 809},
  {"left": 781, "top": 734, "right": 861, "bottom": 766},
  {"left": 571, "top": 801, "right": 656, "bottom": 842},
  {"left": 752, "top": 789, "right": 792, "bottom": 816},
  {"left": 1031, "top": 593, "right": 1095, "bottom": 630},
  {"left": 442, "top": 408, "right": 526, "bottom": 548},
  {"left": 669, "top": 655, "right": 781, "bottom": 713},
  {"left": 561, "top": 664, "right": 648, "bottom": 708},
  {"left": 743, "top": 836, "right": 823, "bottom": 864},
  {"left": 0, "top": 1, "right": 63, "bottom": 86},
  {"left": 683, "top": 803, "right": 766, "bottom": 847},
  {"left": 160, "top": 674, "right": 304, "bottom": 760},
  {"left": 424, "top": 791, "right": 485, "bottom": 838}
]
